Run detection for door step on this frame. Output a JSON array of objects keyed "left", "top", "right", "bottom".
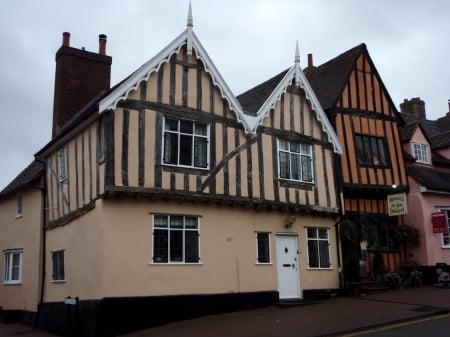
[{"left": 277, "top": 299, "right": 320, "bottom": 307}]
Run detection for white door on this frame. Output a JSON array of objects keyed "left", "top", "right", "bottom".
[{"left": 276, "top": 235, "right": 301, "bottom": 299}]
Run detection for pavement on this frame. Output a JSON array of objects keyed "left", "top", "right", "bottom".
[{"left": 1, "top": 285, "right": 450, "bottom": 337}]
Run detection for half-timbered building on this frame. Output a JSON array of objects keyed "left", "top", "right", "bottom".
[
  {"left": 305, "top": 44, "right": 409, "bottom": 279},
  {"left": 1, "top": 8, "right": 342, "bottom": 336}
]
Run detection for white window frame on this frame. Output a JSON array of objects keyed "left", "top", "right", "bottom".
[
  {"left": 162, "top": 117, "right": 210, "bottom": 169},
  {"left": 15, "top": 195, "right": 23, "bottom": 219},
  {"left": 277, "top": 139, "right": 314, "bottom": 183},
  {"left": 3, "top": 249, "right": 23, "bottom": 284},
  {"left": 439, "top": 208, "right": 450, "bottom": 248},
  {"left": 256, "top": 232, "right": 272, "bottom": 264},
  {"left": 51, "top": 250, "right": 65, "bottom": 282},
  {"left": 58, "top": 148, "right": 67, "bottom": 182},
  {"left": 412, "top": 142, "right": 430, "bottom": 164},
  {"left": 306, "top": 227, "right": 331, "bottom": 269},
  {"left": 152, "top": 214, "right": 201, "bottom": 264}
]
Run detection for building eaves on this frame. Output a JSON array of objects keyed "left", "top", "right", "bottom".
[
  {"left": 0, "top": 160, "right": 44, "bottom": 199},
  {"left": 407, "top": 164, "right": 450, "bottom": 193}
]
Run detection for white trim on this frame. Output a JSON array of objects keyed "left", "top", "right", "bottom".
[{"left": 99, "top": 27, "right": 342, "bottom": 155}]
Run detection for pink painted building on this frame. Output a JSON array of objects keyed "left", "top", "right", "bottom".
[{"left": 400, "top": 98, "right": 450, "bottom": 274}]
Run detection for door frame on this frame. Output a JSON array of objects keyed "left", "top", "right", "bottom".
[{"left": 276, "top": 233, "right": 301, "bottom": 299}]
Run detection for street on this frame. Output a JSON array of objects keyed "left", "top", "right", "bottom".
[{"left": 342, "top": 313, "right": 450, "bottom": 337}]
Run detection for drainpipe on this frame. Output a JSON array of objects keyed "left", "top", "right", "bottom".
[{"left": 34, "top": 156, "right": 48, "bottom": 328}]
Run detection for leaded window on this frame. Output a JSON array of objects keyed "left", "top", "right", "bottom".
[
  {"left": 355, "top": 134, "right": 390, "bottom": 167},
  {"left": 278, "top": 139, "right": 313, "bottom": 183},
  {"left": 307, "top": 228, "right": 331, "bottom": 268},
  {"left": 256, "top": 232, "right": 271, "bottom": 264},
  {"left": 163, "top": 118, "right": 209, "bottom": 169},
  {"left": 153, "top": 214, "right": 200, "bottom": 263}
]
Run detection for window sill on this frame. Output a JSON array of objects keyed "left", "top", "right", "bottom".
[
  {"left": 51, "top": 280, "right": 66, "bottom": 283},
  {"left": 307, "top": 267, "right": 333, "bottom": 270},
  {"left": 149, "top": 262, "right": 204, "bottom": 266},
  {"left": 255, "top": 262, "right": 273, "bottom": 265},
  {"left": 278, "top": 179, "right": 314, "bottom": 190},
  {"left": 3, "top": 281, "right": 22, "bottom": 285},
  {"left": 15, "top": 215, "right": 23, "bottom": 220}
]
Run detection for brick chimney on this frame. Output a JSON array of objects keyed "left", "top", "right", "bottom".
[
  {"left": 52, "top": 32, "right": 112, "bottom": 138},
  {"left": 399, "top": 97, "right": 426, "bottom": 119}
]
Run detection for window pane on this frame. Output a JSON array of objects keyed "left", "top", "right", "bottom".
[
  {"left": 185, "top": 231, "right": 199, "bottom": 262},
  {"left": 163, "top": 133, "right": 178, "bottom": 165},
  {"left": 179, "top": 134, "right": 193, "bottom": 166},
  {"left": 279, "top": 139, "right": 289, "bottom": 151},
  {"left": 300, "top": 143, "right": 311, "bottom": 155},
  {"left": 153, "top": 229, "right": 168, "bottom": 263},
  {"left": 195, "top": 123, "right": 207, "bottom": 136},
  {"left": 318, "top": 228, "right": 328, "bottom": 239},
  {"left": 180, "top": 120, "right": 193, "bottom": 134},
  {"left": 290, "top": 142, "right": 300, "bottom": 153},
  {"left": 301, "top": 155, "right": 313, "bottom": 182},
  {"left": 194, "top": 137, "right": 208, "bottom": 168},
  {"left": 308, "top": 240, "right": 319, "bottom": 268},
  {"left": 307, "top": 227, "right": 317, "bottom": 238},
  {"left": 279, "top": 152, "right": 290, "bottom": 179},
  {"left": 290, "top": 153, "right": 301, "bottom": 180},
  {"left": 377, "top": 139, "right": 387, "bottom": 165},
  {"left": 170, "top": 216, "right": 183, "bottom": 228},
  {"left": 257, "top": 233, "right": 270, "bottom": 263},
  {"left": 319, "top": 241, "right": 330, "bottom": 267},
  {"left": 362, "top": 136, "right": 371, "bottom": 164},
  {"left": 169, "top": 230, "right": 183, "bottom": 262},
  {"left": 184, "top": 217, "right": 198, "bottom": 229},
  {"left": 154, "top": 215, "right": 168, "bottom": 228},
  {"left": 165, "top": 118, "right": 178, "bottom": 131}
]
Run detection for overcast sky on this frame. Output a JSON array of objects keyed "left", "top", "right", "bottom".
[{"left": 1, "top": 0, "right": 449, "bottom": 191}]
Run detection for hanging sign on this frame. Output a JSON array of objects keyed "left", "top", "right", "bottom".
[
  {"left": 432, "top": 212, "right": 448, "bottom": 233},
  {"left": 387, "top": 193, "right": 407, "bottom": 216}
]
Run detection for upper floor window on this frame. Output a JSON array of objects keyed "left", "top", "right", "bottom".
[
  {"left": 15, "top": 195, "right": 22, "bottom": 219},
  {"left": 413, "top": 143, "right": 429, "bottom": 163},
  {"left": 3, "top": 249, "right": 23, "bottom": 284},
  {"left": 278, "top": 139, "right": 313, "bottom": 183},
  {"left": 52, "top": 250, "right": 65, "bottom": 282},
  {"left": 440, "top": 209, "right": 450, "bottom": 248},
  {"left": 152, "top": 214, "right": 200, "bottom": 264},
  {"left": 162, "top": 118, "right": 209, "bottom": 169},
  {"left": 58, "top": 148, "right": 67, "bottom": 182},
  {"left": 355, "top": 134, "right": 390, "bottom": 167},
  {"left": 256, "top": 232, "right": 271, "bottom": 264}
]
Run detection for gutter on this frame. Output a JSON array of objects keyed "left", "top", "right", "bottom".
[
  {"left": 419, "top": 186, "right": 450, "bottom": 195},
  {"left": 34, "top": 156, "right": 47, "bottom": 328}
]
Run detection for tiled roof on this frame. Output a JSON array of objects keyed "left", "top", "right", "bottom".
[
  {"left": 304, "top": 44, "right": 365, "bottom": 111},
  {"left": 407, "top": 164, "right": 450, "bottom": 193},
  {"left": 400, "top": 112, "right": 450, "bottom": 150},
  {"left": 237, "top": 69, "right": 288, "bottom": 114},
  {"left": 432, "top": 151, "right": 450, "bottom": 167},
  {"left": 236, "top": 43, "right": 365, "bottom": 115},
  {"left": 0, "top": 160, "right": 44, "bottom": 199}
]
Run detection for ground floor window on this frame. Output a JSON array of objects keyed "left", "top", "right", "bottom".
[
  {"left": 52, "top": 250, "right": 65, "bottom": 282},
  {"left": 3, "top": 249, "right": 23, "bottom": 284},
  {"left": 439, "top": 209, "right": 450, "bottom": 248},
  {"left": 152, "top": 214, "right": 200, "bottom": 263},
  {"left": 306, "top": 228, "right": 331, "bottom": 268},
  {"left": 256, "top": 232, "right": 271, "bottom": 264}
]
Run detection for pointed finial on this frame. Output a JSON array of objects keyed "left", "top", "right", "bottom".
[
  {"left": 187, "top": 2, "right": 193, "bottom": 56},
  {"left": 187, "top": 1, "right": 193, "bottom": 27},
  {"left": 295, "top": 41, "right": 301, "bottom": 86}
]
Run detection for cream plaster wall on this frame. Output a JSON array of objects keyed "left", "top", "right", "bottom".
[
  {"left": 44, "top": 203, "right": 103, "bottom": 302},
  {"left": 0, "top": 188, "right": 43, "bottom": 312},
  {"left": 97, "top": 199, "right": 340, "bottom": 299}
]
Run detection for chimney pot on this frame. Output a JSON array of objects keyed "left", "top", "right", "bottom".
[
  {"left": 307, "top": 53, "right": 313, "bottom": 68},
  {"left": 99, "top": 34, "right": 107, "bottom": 55},
  {"left": 62, "top": 32, "right": 70, "bottom": 47}
]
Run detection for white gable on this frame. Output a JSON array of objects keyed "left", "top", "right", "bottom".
[{"left": 99, "top": 11, "right": 341, "bottom": 154}]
